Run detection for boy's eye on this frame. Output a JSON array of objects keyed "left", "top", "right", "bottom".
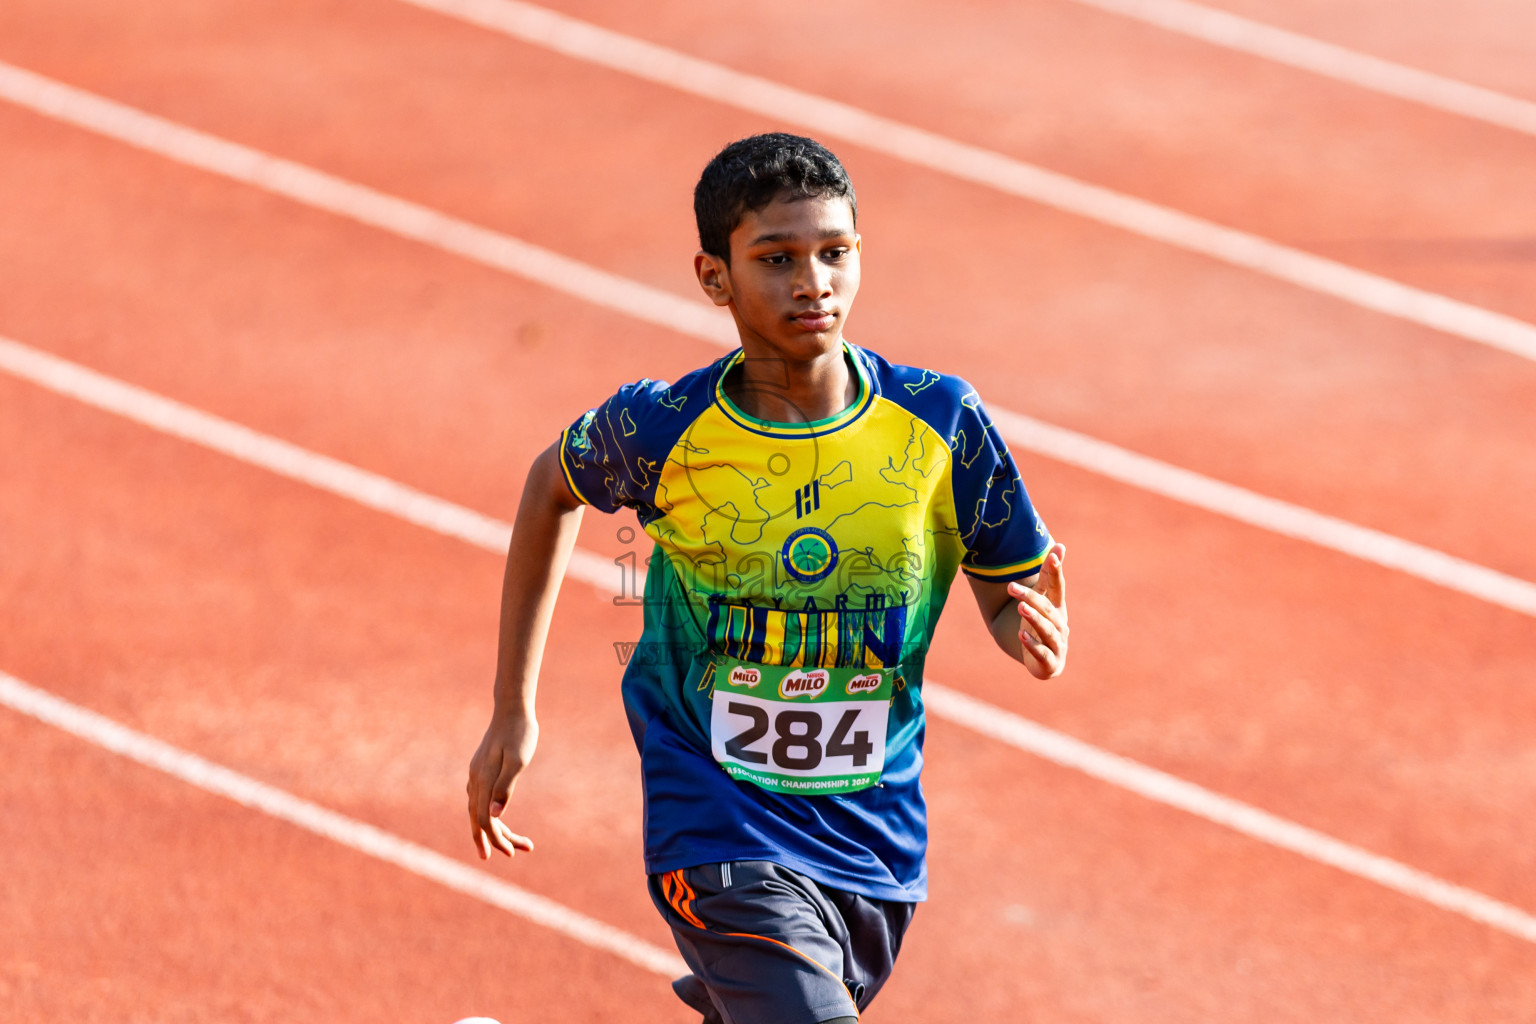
[
  {"left": 822, "top": 248, "right": 850, "bottom": 261},
  {"left": 760, "top": 253, "right": 790, "bottom": 265}
]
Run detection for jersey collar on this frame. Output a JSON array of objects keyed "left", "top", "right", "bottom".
[{"left": 713, "top": 341, "right": 875, "bottom": 439}]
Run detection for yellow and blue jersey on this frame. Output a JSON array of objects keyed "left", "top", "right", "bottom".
[{"left": 559, "top": 341, "right": 1051, "bottom": 901}]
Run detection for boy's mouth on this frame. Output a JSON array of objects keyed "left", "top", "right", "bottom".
[{"left": 792, "top": 310, "right": 836, "bottom": 332}]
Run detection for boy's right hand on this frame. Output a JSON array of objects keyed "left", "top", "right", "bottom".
[{"left": 466, "top": 713, "right": 539, "bottom": 860}]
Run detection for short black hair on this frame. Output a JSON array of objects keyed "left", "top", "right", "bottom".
[{"left": 694, "top": 133, "right": 857, "bottom": 262}]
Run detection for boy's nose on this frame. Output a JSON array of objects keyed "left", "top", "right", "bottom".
[{"left": 793, "top": 260, "right": 834, "bottom": 299}]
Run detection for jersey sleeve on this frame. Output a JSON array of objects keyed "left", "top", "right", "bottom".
[
  {"left": 557, "top": 379, "right": 684, "bottom": 515},
  {"left": 950, "top": 388, "right": 1053, "bottom": 581}
]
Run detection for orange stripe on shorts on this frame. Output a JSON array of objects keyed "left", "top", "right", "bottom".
[
  {"left": 672, "top": 869, "right": 707, "bottom": 930},
  {"left": 662, "top": 869, "right": 860, "bottom": 1020}
]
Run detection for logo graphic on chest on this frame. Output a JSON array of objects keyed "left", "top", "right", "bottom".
[
  {"left": 794, "top": 480, "right": 821, "bottom": 519},
  {"left": 845, "top": 673, "right": 883, "bottom": 695},
  {"left": 727, "top": 666, "right": 761, "bottom": 688},
  {"left": 779, "top": 669, "right": 830, "bottom": 699},
  {"left": 780, "top": 527, "right": 839, "bottom": 583}
]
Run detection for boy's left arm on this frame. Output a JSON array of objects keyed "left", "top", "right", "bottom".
[{"left": 967, "top": 542, "right": 1068, "bottom": 679}]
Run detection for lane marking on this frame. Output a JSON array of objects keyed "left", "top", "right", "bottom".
[
  {"left": 5, "top": 199, "right": 1534, "bottom": 629},
  {"left": 7, "top": 55, "right": 1536, "bottom": 379},
  {"left": 2, "top": 63, "right": 1535, "bottom": 617},
  {"left": 0, "top": 73, "right": 1530, "bottom": 615},
  {"left": 384, "top": 0, "right": 1536, "bottom": 365},
  {"left": 1065, "top": 0, "right": 1536, "bottom": 138},
  {"left": 0, "top": 335, "right": 617, "bottom": 593},
  {"left": 6, "top": 61, "right": 1531, "bottom": 617},
  {"left": 0, "top": 671, "right": 687, "bottom": 977},
  {"left": 923, "top": 685, "right": 1536, "bottom": 943},
  {"left": 0, "top": 62, "right": 734, "bottom": 350},
  {"left": 4, "top": 336, "right": 1535, "bottom": 945},
  {"left": 991, "top": 408, "right": 1536, "bottom": 618}
]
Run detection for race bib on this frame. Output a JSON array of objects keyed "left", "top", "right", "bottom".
[{"left": 708, "top": 659, "right": 893, "bottom": 795}]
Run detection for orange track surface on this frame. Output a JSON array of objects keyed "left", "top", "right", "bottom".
[{"left": 1, "top": 0, "right": 1533, "bottom": 1021}]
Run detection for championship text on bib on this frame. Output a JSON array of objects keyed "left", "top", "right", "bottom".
[{"left": 708, "top": 660, "right": 894, "bottom": 795}]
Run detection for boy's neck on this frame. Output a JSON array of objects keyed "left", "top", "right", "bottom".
[{"left": 725, "top": 341, "right": 856, "bottom": 424}]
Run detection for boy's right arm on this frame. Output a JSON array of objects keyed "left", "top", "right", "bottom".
[{"left": 466, "top": 441, "right": 586, "bottom": 860}]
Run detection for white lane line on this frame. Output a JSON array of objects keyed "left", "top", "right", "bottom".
[
  {"left": 5, "top": 335, "right": 1536, "bottom": 946},
  {"left": 0, "top": 72, "right": 1530, "bottom": 619},
  {"left": 1066, "top": 0, "right": 1536, "bottom": 138},
  {"left": 0, "top": 671, "right": 688, "bottom": 977},
  {"left": 386, "top": 0, "right": 1536, "bottom": 365},
  {"left": 0, "top": 336, "right": 616, "bottom": 588},
  {"left": 922, "top": 685, "right": 1536, "bottom": 943},
  {"left": 6, "top": 172, "right": 1535, "bottom": 631},
  {"left": 2, "top": 63, "right": 1532, "bottom": 615},
  {"left": 0, "top": 333, "right": 622, "bottom": 597},
  {"left": 991, "top": 408, "right": 1536, "bottom": 618},
  {"left": 0, "top": 62, "right": 734, "bottom": 351}
]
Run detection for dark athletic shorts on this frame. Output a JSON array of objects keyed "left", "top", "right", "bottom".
[{"left": 649, "top": 860, "right": 917, "bottom": 1024}]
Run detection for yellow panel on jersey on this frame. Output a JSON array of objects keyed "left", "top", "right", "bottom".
[
  {"left": 554, "top": 342, "right": 1052, "bottom": 903},
  {"left": 646, "top": 380, "right": 961, "bottom": 670}
]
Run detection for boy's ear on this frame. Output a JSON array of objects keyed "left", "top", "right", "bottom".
[{"left": 694, "top": 250, "right": 734, "bottom": 307}]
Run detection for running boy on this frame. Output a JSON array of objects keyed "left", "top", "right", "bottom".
[{"left": 467, "top": 133, "right": 1068, "bottom": 1024}]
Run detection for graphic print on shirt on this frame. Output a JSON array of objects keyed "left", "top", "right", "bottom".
[{"left": 558, "top": 344, "right": 1051, "bottom": 800}]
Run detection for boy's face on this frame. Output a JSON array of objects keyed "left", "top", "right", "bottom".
[{"left": 695, "top": 192, "right": 861, "bottom": 360}]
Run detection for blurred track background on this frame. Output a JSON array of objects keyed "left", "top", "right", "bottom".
[{"left": 2, "top": 1, "right": 1534, "bottom": 1020}]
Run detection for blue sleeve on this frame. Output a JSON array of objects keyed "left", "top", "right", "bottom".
[
  {"left": 557, "top": 379, "right": 682, "bottom": 515},
  {"left": 950, "top": 388, "right": 1053, "bottom": 581}
]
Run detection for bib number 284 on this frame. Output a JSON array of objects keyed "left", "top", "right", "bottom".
[
  {"left": 723, "top": 703, "right": 876, "bottom": 770},
  {"left": 708, "top": 666, "right": 891, "bottom": 796}
]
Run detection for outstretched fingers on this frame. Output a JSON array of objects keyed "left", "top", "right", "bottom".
[
  {"left": 1038, "top": 543, "right": 1067, "bottom": 609},
  {"left": 468, "top": 748, "right": 535, "bottom": 859},
  {"left": 487, "top": 816, "right": 534, "bottom": 858},
  {"left": 1015, "top": 587, "right": 1064, "bottom": 639},
  {"left": 1007, "top": 545, "right": 1069, "bottom": 678},
  {"left": 1016, "top": 616, "right": 1066, "bottom": 677}
]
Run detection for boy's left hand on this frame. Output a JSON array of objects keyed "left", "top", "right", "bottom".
[{"left": 1007, "top": 543, "right": 1068, "bottom": 679}]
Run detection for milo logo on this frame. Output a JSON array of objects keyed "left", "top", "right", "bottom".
[
  {"left": 779, "top": 669, "right": 830, "bottom": 700},
  {"left": 728, "top": 666, "right": 761, "bottom": 688},
  {"left": 845, "top": 673, "right": 883, "bottom": 696}
]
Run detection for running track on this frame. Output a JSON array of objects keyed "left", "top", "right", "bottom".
[{"left": 1, "top": 0, "right": 1533, "bottom": 1020}]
